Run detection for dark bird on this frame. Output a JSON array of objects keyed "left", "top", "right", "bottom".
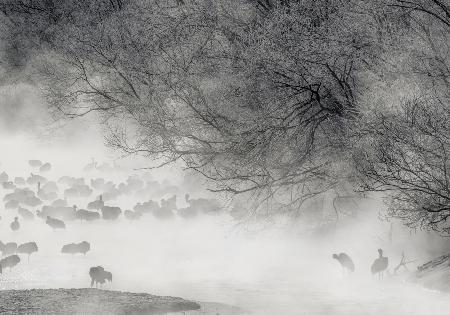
[
  {"left": 87, "top": 195, "right": 104, "bottom": 210},
  {"left": 58, "top": 176, "right": 80, "bottom": 187},
  {"left": 124, "top": 210, "right": 142, "bottom": 220},
  {"left": 101, "top": 206, "right": 121, "bottom": 220},
  {"left": 75, "top": 184, "right": 93, "bottom": 198},
  {"left": 0, "top": 254, "right": 20, "bottom": 271},
  {"left": 51, "top": 198, "right": 68, "bottom": 207},
  {"left": 154, "top": 197, "right": 175, "bottom": 219},
  {"left": 39, "top": 162, "right": 52, "bottom": 173},
  {"left": 133, "top": 200, "right": 159, "bottom": 214},
  {"left": 5, "top": 199, "right": 19, "bottom": 210},
  {"left": 28, "top": 160, "right": 43, "bottom": 168},
  {"left": 90, "top": 178, "right": 106, "bottom": 190},
  {"left": 75, "top": 209, "right": 100, "bottom": 221},
  {"left": 1, "top": 242, "right": 17, "bottom": 256},
  {"left": 64, "top": 187, "right": 80, "bottom": 198},
  {"left": 101, "top": 188, "right": 121, "bottom": 202},
  {"left": 14, "top": 177, "right": 26, "bottom": 186},
  {"left": 333, "top": 252, "right": 355, "bottom": 275},
  {"left": 10, "top": 217, "right": 20, "bottom": 231},
  {"left": 371, "top": 248, "right": 389, "bottom": 279},
  {"left": 161, "top": 195, "right": 177, "bottom": 211},
  {"left": 61, "top": 244, "right": 78, "bottom": 255},
  {"left": 38, "top": 205, "right": 76, "bottom": 221},
  {"left": 23, "top": 195, "right": 42, "bottom": 207},
  {"left": 37, "top": 181, "right": 57, "bottom": 201},
  {"left": 17, "top": 242, "right": 38, "bottom": 261},
  {"left": 76, "top": 241, "right": 90, "bottom": 255},
  {"left": 37, "top": 205, "right": 75, "bottom": 221},
  {"left": 4, "top": 188, "right": 34, "bottom": 203},
  {"left": 27, "top": 173, "right": 47, "bottom": 186},
  {"left": 0, "top": 171, "right": 9, "bottom": 182},
  {"left": 185, "top": 195, "right": 222, "bottom": 214},
  {"left": 61, "top": 241, "right": 90, "bottom": 255},
  {"left": 46, "top": 216, "right": 66, "bottom": 230},
  {"left": 89, "top": 266, "right": 112, "bottom": 288},
  {"left": 18, "top": 207, "right": 35, "bottom": 220}
]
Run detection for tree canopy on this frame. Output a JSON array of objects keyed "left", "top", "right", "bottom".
[{"left": 0, "top": 0, "right": 449, "bottom": 232}]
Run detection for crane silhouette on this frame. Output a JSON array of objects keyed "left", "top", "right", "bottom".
[
  {"left": 371, "top": 248, "right": 389, "bottom": 279},
  {"left": 332, "top": 252, "right": 355, "bottom": 275},
  {"left": 10, "top": 217, "right": 20, "bottom": 231}
]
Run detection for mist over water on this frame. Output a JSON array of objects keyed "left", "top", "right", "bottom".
[{"left": 0, "top": 102, "right": 449, "bottom": 314}]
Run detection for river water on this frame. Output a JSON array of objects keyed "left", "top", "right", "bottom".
[
  {"left": 0, "top": 137, "right": 449, "bottom": 314},
  {"left": 0, "top": 213, "right": 449, "bottom": 315}
]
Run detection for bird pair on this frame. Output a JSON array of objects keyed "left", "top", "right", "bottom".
[{"left": 333, "top": 249, "right": 389, "bottom": 278}]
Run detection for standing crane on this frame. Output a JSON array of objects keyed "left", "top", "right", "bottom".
[
  {"left": 371, "top": 248, "right": 389, "bottom": 279},
  {"left": 332, "top": 252, "right": 355, "bottom": 275}
]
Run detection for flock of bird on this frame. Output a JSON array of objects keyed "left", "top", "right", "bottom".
[
  {"left": 1, "top": 158, "right": 393, "bottom": 288},
  {"left": 333, "top": 248, "right": 389, "bottom": 279},
  {"left": 0, "top": 158, "right": 222, "bottom": 287}
]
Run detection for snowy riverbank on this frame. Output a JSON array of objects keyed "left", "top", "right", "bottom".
[
  {"left": 413, "top": 253, "right": 450, "bottom": 292},
  {"left": 0, "top": 288, "right": 200, "bottom": 315}
]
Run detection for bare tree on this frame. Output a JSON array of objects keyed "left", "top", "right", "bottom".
[
  {"left": 394, "top": 251, "right": 417, "bottom": 274},
  {"left": 390, "top": 0, "right": 449, "bottom": 28},
  {"left": 353, "top": 0, "right": 450, "bottom": 234},
  {"left": 0, "top": 0, "right": 432, "bottom": 224},
  {"left": 354, "top": 98, "right": 450, "bottom": 234}
]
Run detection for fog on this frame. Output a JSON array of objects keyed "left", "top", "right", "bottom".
[{"left": 0, "top": 92, "right": 450, "bottom": 315}]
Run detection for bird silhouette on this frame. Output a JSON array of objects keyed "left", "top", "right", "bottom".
[
  {"left": 1, "top": 242, "right": 17, "bottom": 256},
  {"left": 45, "top": 216, "right": 66, "bottom": 230},
  {"left": 10, "top": 217, "right": 20, "bottom": 231},
  {"left": 0, "top": 254, "right": 20, "bottom": 272},
  {"left": 371, "top": 248, "right": 389, "bottom": 279},
  {"left": 89, "top": 266, "right": 112, "bottom": 288},
  {"left": 332, "top": 252, "right": 355, "bottom": 275},
  {"left": 17, "top": 242, "right": 38, "bottom": 262}
]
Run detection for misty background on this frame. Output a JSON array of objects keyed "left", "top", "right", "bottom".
[
  {"left": 0, "top": 1, "right": 449, "bottom": 314},
  {"left": 0, "top": 76, "right": 448, "bottom": 314}
]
